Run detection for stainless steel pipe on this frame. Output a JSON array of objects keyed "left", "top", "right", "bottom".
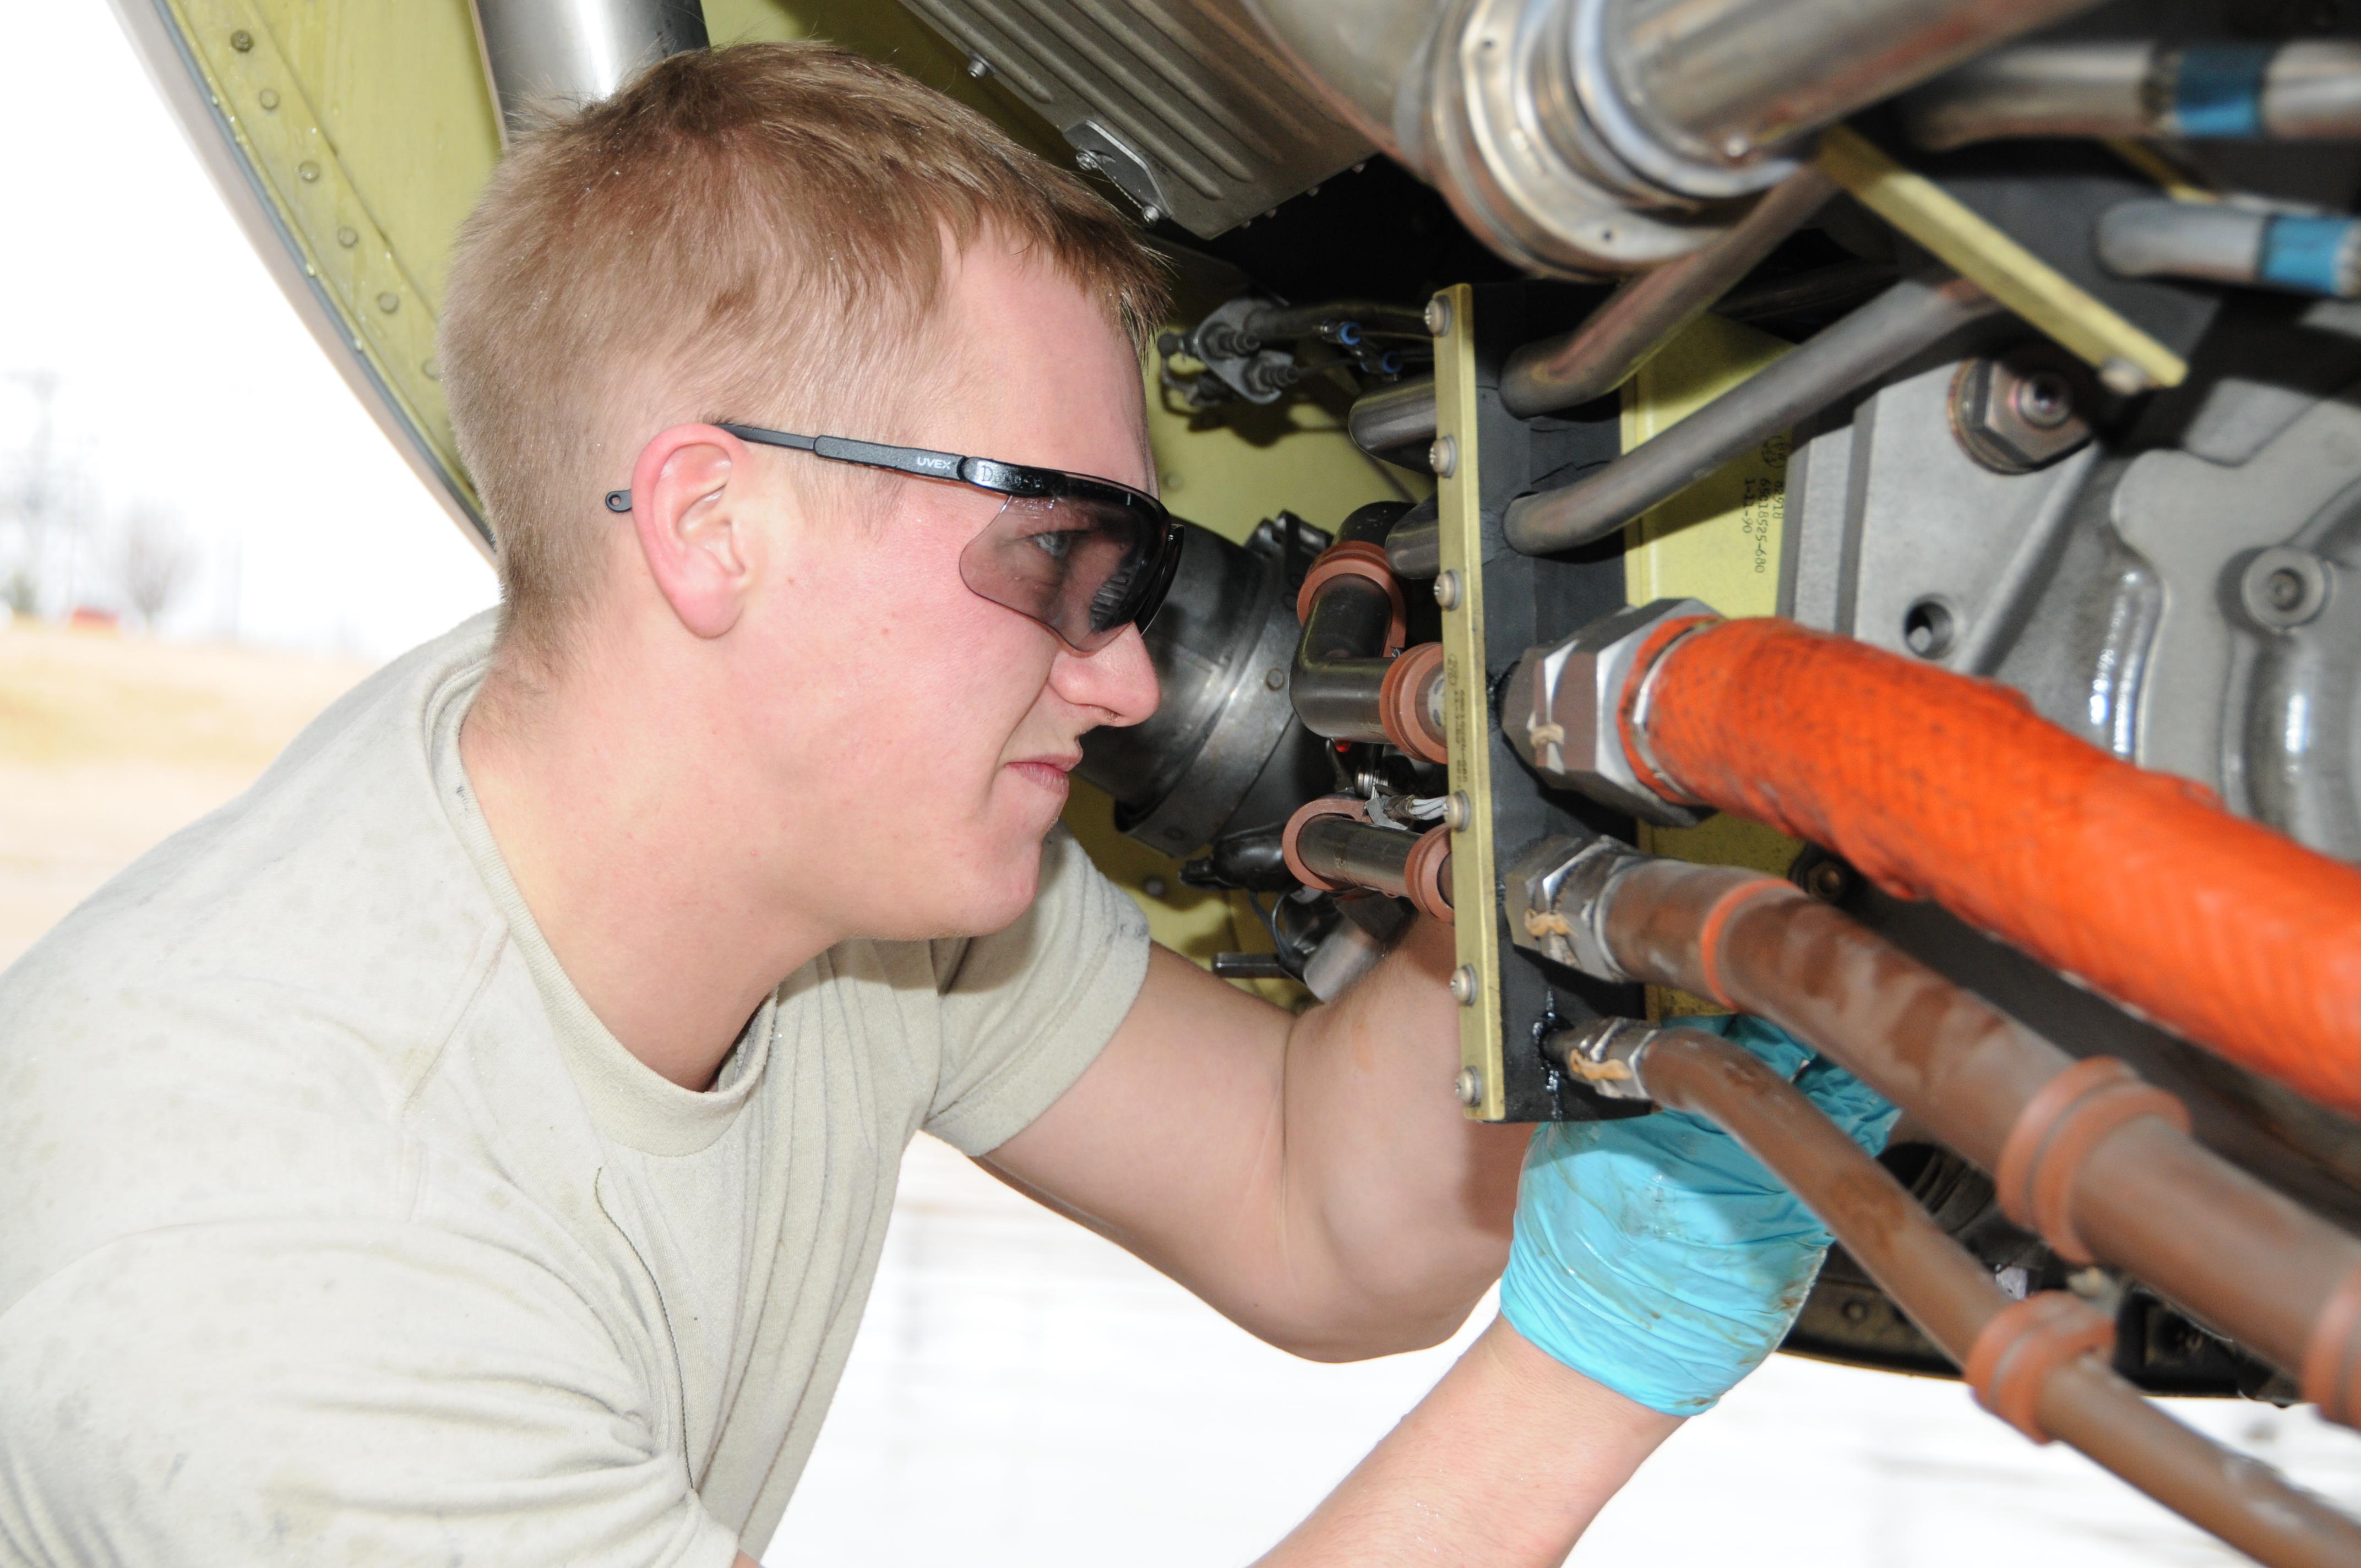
[
  {"left": 1504, "top": 274, "right": 2000, "bottom": 556},
  {"left": 1905, "top": 41, "right": 2361, "bottom": 152},
  {"left": 468, "top": 0, "right": 707, "bottom": 143}
]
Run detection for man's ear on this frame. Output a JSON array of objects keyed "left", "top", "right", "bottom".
[{"left": 628, "top": 423, "right": 755, "bottom": 640}]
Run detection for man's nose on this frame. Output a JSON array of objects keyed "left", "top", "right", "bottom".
[{"left": 1053, "top": 625, "right": 1161, "bottom": 728}]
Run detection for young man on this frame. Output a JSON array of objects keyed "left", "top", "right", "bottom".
[{"left": 0, "top": 42, "right": 1885, "bottom": 1566}]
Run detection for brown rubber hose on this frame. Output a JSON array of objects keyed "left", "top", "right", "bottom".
[
  {"left": 1641, "top": 1026, "right": 2361, "bottom": 1568},
  {"left": 1598, "top": 856, "right": 2361, "bottom": 1423}
]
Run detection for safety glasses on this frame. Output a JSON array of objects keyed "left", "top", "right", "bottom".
[{"left": 603, "top": 422, "right": 1185, "bottom": 655}]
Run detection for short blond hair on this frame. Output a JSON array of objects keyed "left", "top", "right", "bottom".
[{"left": 437, "top": 41, "right": 1169, "bottom": 667}]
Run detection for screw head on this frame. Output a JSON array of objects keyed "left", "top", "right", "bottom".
[
  {"left": 1424, "top": 296, "right": 1451, "bottom": 336},
  {"left": 1264, "top": 666, "right": 1286, "bottom": 691},
  {"left": 1139, "top": 205, "right": 1162, "bottom": 227},
  {"left": 1804, "top": 859, "right": 1850, "bottom": 903},
  {"left": 1449, "top": 963, "right": 1478, "bottom": 1005},
  {"left": 1433, "top": 569, "right": 1462, "bottom": 609},
  {"left": 2013, "top": 369, "right": 2074, "bottom": 429},
  {"left": 1141, "top": 875, "right": 1167, "bottom": 899},
  {"left": 1454, "top": 1065, "right": 1484, "bottom": 1106},
  {"left": 229, "top": 28, "right": 253, "bottom": 51},
  {"left": 1443, "top": 791, "right": 1471, "bottom": 831},
  {"left": 1075, "top": 150, "right": 1100, "bottom": 171},
  {"left": 1428, "top": 435, "right": 1456, "bottom": 477}
]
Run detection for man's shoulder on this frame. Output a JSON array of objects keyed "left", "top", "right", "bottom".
[{"left": 0, "top": 615, "right": 523, "bottom": 1309}]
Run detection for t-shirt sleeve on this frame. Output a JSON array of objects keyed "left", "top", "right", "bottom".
[
  {"left": 923, "top": 825, "right": 1151, "bottom": 1156},
  {"left": 0, "top": 1221, "right": 743, "bottom": 1568}
]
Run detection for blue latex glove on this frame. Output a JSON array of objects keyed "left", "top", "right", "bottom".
[{"left": 1499, "top": 1014, "right": 1899, "bottom": 1417}]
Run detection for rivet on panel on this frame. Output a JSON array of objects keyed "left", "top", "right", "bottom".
[
  {"left": 258, "top": 88, "right": 279, "bottom": 111},
  {"left": 297, "top": 161, "right": 320, "bottom": 182},
  {"left": 336, "top": 225, "right": 358, "bottom": 248},
  {"left": 377, "top": 292, "right": 400, "bottom": 314},
  {"left": 229, "top": 28, "right": 253, "bottom": 51},
  {"left": 422, "top": 358, "right": 441, "bottom": 380}
]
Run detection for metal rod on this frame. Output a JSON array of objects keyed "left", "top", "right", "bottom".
[
  {"left": 1503, "top": 274, "right": 2000, "bottom": 556},
  {"left": 1499, "top": 168, "right": 1836, "bottom": 418},
  {"left": 1641, "top": 1026, "right": 2361, "bottom": 1568}
]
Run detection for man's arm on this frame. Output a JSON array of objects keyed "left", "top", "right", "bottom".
[
  {"left": 981, "top": 921, "right": 1525, "bottom": 1359},
  {"left": 1256, "top": 1317, "right": 1678, "bottom": 1566}
]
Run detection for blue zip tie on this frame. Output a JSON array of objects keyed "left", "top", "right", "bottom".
[
  {"left": 2172, "top": 43, "right": 2275, "bottom": 138},
  {"left": 2259, "top": 214, "right": 2359, "bottom": 296}
]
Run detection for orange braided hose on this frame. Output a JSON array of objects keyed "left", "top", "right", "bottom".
[{"left": 1631, "top": 616, "right": 2361, "bottom": 1120}]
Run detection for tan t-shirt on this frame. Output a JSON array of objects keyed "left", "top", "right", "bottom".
[{"left": 0, "top": 612, "right": 1150, "bottom": 1566}]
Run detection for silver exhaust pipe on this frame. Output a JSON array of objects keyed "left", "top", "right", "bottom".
[
  {"left": 1250, "top": 0, "right": 2105, "bottom": 278},
  {"left": 468, "top": 0, "right": 708, "bottom": 145}
]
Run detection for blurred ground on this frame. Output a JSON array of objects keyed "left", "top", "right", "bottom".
[
  {"left": 0, "top": 621, "right": 372, "bottom": 967},
  {"left": 8, "top": 625, "right": 2360, "bottom": 1566}
]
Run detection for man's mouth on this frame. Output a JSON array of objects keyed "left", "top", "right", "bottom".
[{"left": 1007, "top": 755, "right": 1080, "bottom": 794}]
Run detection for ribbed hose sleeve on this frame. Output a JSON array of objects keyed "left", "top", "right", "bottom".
[{"left": 1631, "top": 617, "right": 2361, "bottom": 1120}]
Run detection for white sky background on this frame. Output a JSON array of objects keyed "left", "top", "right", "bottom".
[{"left": 0, "top": 0, "right": 495, "bottom": 658}]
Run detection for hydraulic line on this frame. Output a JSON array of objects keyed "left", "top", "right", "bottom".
[
  {"left": 1498, "top": 168, "right": 1836, "bottom": 417},
  {"left": 1630, "top": 1027, "right": 2361, "bottom": 1568},
  {"left": 1503, "top": 275, "right": 2001, "bottom": 556},
  {"left": 1615, "top": 615, "right": 2361, "bottom": 1124},
  {"left": 1905, "top": 41, "right": 2361, "bottom": 152},
  {"left": 1586, "top": 854, "right": 2361, "bottom": 1422}
]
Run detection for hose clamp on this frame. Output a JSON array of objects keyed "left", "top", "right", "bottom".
[
  {"left": 1504, "top": 833, "right": 1647, "bottom": 981},
  {"left": 1542, "top": 1015, "right": 1661, "bottom": 1101}
]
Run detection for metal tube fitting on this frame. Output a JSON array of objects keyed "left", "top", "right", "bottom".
[
  {"left": 1504, "top": 274, "right": 2000, "bottom": 555},
  {"left": 467, "top": 0, "right": 708, "bottom": 143}
]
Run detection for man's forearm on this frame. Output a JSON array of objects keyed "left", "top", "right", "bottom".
[
  {"left": 1275, "top": 919, "right": 1531, "bottom": 1355},
  {"left": 1257, "top": 1317, "right": 1679, "bottom": 1566}
]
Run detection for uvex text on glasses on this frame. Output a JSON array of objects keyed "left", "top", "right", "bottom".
[{"left": 603, "top": 423, "right": 1186, "bottom": 654}]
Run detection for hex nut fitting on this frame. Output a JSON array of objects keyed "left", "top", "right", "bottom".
[
  {"left": 1502, "top": 598, "right": 1716, "bottom": 827},
  {"left": 1949, "top": 347, "right": 2094, "bottom": 475},
  {"left": 1540, "top": 1016, "right": 1660, "bottom": 1102},
  {"left": 1503, "top": 833, "right": 1646, "bottom": 981}
]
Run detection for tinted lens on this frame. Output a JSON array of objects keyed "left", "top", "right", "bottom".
[{"left": 960, "top": 493, "right": 1176, "bottom": 652}]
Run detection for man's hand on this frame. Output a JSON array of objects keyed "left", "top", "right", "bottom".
[
  {"left": 981, "top": 921, "right": 1528, "bottom": 1360},
  {"left": 1501, "top": 1014, "right": 1899, "bottom": 1414}
]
